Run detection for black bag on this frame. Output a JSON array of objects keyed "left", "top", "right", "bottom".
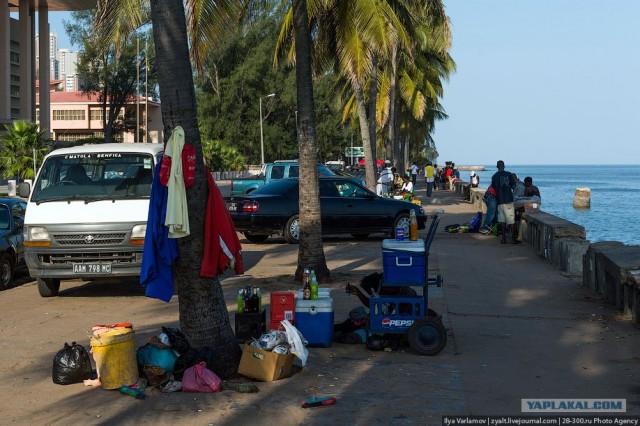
[
  {"left": 52, "top": 342, "right": 93, "bottom": 385},
  {"left": 162, "top": 327, "right": 191, "bottom": 354}
]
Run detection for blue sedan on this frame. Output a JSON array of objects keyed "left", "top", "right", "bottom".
[{"left": 225, "top": 177, "right": 427, "bottom": 243}]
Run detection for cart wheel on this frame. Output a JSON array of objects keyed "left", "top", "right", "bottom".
[{"left": 407, "top": 318, "right": 447, "bottom": 356}]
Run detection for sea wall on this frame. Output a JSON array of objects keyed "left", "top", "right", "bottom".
[{"left": 455, "top": 181, "right": 640, "bottom": 323}]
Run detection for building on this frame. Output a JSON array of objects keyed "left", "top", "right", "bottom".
[
  {"left": 2, "top": 0, "right": 162, "bottom": 142},
  {"left": 37, "top": 91, "right": 163, "bottom": 143}
]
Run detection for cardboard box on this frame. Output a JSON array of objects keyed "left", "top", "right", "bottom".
[{"left": 237, "top": 343, "right": 295, "bottom": 382}]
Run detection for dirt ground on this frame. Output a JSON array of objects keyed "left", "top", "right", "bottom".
[{"left": 2, "top": 185, "right": 639, "bottom": 425}]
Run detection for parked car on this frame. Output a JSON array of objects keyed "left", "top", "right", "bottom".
[
  {"left": 230, "top": 160, "right": 336, "bottom": 195},
  {"left": 225, "top": 177, "right": 427, "bottom": 243},
  {"left": 0, "top": 198, "right": 27, "bottom": 288}
]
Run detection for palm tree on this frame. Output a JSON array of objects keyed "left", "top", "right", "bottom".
[
  {"left": 291, "top": 0, "right": 329, "bottom": 281},
  {"left": 96, "top": 0, "right": 242, "bottom": 378},
  {"left": 0, "top": 120, "right": 49, "bottom": 180}
]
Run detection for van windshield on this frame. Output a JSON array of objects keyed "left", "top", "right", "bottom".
[{"left": 31, "top": 152, "right": 155, "bottom": 203}]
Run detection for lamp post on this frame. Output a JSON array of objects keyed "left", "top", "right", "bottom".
[{"left": 259, "top": 93, "right": 276, "bottom": 165}]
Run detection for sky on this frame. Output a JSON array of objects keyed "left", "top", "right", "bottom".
[{"left": 46, "top": 2, "right": 640, "bottom": 165}]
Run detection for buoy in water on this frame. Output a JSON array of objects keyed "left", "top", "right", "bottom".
[{"left": 573, "top": 188, "right": 591, "bottom": 209}]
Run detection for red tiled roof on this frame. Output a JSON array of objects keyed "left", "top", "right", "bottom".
[{"left": 36, "top": 91, "right": 160, "bottom": 106}]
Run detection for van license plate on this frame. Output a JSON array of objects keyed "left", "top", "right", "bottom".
[{"left": 73, "top": 263, "right": 112, "bottom": 274}]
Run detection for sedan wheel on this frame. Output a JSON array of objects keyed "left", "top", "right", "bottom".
[
  {"left": 0, "top": 253, "right": 14, "bottom": 288},
  {"left": 244, "top": 232, "right": 270, "bottom": 243},
  {"left": 284, "top": 215, "right": 300, "bottom": 244},
  {"left": 392, "top": 213, "right": 410, "bottom": 237}
]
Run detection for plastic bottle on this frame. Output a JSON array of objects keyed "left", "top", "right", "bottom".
[
  {"left": 409, "top": 210, "right": 418, "bottom": 241},
  {"left": 257, "top": 287, "right": 262, "bottom": 312},
  {"left": 251, "top": 287, "right": 259, "bottom": 312},
  {"left": 310, "top": 273, "right": 319, "bottom": 300},
  {"left": 237, "top": 289, "right": 244, "bottom": 314},
  {"left": 303, "top": 269, "right": 311, "bottom": 300}
]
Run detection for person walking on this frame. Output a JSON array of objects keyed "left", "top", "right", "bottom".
[
  {"left": 410, "top": 162, "right": 419, "bottom": 185},
  {"left": 491, "top": 160, "right": 519, "bottom": 244},
  {"left": 425, "top": 161, "right": 435, "bottom": 197}
]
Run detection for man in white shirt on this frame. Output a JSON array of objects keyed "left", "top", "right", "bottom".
[
  {"left": 376, "top": 160, "right": 394, "bottom": 196},
  {"left": 410, "top": 162, "right": 419, "bottom": 185}
]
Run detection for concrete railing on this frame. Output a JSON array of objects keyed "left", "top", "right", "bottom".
[{"left": 456, "top": 183, "right": 640, "bottom": 323}]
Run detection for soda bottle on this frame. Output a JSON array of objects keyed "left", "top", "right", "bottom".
[
  {"left": 409, "top": 210, "right": 418, "bottom": 241},
  {"left": 310, "top": 273, "right": 319, "bottom": 300},
  {"left": 303, "top": 270, "right": 311, "bottom": 300},
  {"left": 237, "top": 289, "right": 244, "bottom": 314},
  {"left": 251, "top": 287, "right": 259, "bottom": 312}
]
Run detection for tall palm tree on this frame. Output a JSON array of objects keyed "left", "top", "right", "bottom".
[
  {"left": 291, "top": 0, "right": 329, "bottom": 281},
  {"left": 97, "top": 0, "right": 242, "bottom": 378}
]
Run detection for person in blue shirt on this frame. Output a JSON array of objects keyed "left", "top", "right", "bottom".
[{"left": 491, "top": 160, "right": 519, "bottom": 244}]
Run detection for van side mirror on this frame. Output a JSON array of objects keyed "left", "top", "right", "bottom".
[{"left": 17, "top": 182, "right": 31, "bottom": 198}]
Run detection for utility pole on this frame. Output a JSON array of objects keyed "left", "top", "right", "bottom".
[
  {"left": 136, "top": 37, "right": 140, "bottom": 142},
  {"left": 145, "top": 39, "right": 148, "bottom": 143}
]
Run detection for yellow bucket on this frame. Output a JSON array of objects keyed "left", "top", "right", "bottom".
[{"left": 90, "top": 328, "right": 139, "bottom": 390}]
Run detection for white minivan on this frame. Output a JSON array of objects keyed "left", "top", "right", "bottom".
[{"left": 21, "top": 143, "right": 164, "bottom": 297}]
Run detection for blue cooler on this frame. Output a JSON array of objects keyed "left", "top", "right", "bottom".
[
  {"left": 295, "top": 298, "right": 334, "bottom": 347},
  {"left": 382, "top": 239, "right": 426, "bottom": 285}
]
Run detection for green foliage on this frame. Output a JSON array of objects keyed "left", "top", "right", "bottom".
[
  {"left": 195, "top": 11, "right": 356, "bottom": 164},
  {"left": 0, "top": 121, "right": 50, "bottom": 180},
  {"left": 202, "top": 139, "right": 246, "bottom": 171},
  {"left": 65, "top": 11, "right": 157, "bottom": 142}
]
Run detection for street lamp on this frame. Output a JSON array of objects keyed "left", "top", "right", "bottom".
[{"left": 259, "top": 93, "right": 276, "bottom": 165}]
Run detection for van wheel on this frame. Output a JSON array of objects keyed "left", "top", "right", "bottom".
[
  {"left": 284, "top": 215, "right": 300, "bottom": 244},
  {"left": 0, "top": 253, "right": 14, "bottom": 288},
  {"left": 37, "top": 278, "right": 61, "bottom": 297}
]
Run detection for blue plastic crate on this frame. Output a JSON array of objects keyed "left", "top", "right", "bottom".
[{"left": 368, "top": 295, "right": 425, "bottom": 334}]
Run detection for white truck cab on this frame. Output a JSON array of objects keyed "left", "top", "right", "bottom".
[{"left": 22, "top": 143, "right": 164, "bottom": 297}]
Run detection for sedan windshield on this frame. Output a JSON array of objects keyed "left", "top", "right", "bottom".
[{"left": 31, "top": 152, "right": 155, "bottom": 203}]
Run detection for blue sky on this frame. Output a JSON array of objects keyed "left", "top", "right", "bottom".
[{"left": 48, "top": 2, "right": 640, "bottom": 165}]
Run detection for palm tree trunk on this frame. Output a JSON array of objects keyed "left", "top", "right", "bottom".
[
  {"left": 368, "top": 54, "right": 378, "bottom": 163},
  {"left": 292, "top": 0, "right": 329, "bottom": 282},
  {"left": 353, "top": 82, "right": 376, "bottom": 191},
  {"left": 386, "top": 42, "right": 398, "bottom": 165},
  {"left": 149, "top": 0, "right": 240, "bottom": 379}
]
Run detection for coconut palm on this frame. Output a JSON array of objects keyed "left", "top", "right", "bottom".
[
  {"left": 96, "top": 0, "right": 245, "bottom": 378},
  {"left": 0, "top": 120, "right": 49, "bottom": 180}
]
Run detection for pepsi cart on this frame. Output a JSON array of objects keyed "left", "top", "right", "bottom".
[{"left": 367, "top": 216, "right": 446, "bottom": 355}]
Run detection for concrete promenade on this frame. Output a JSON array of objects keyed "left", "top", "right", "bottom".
[{"left": 0, "top": 179, "right": 638, "bottom": 425}]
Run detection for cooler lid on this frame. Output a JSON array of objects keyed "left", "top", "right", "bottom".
[
  {"left": 295, "top": 298, "right": 334, "bottom": 310},
  {"left": 382, "top": 239, "right": 425, "bottom": 252}
]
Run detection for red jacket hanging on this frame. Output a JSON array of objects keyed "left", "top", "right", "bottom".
[{"left": 200, "top": 171, "right": 244, "bottom": 277}]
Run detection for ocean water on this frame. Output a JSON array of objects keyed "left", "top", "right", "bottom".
[{"left": 466, "top": 165, "right": 640, "bottom": 246}]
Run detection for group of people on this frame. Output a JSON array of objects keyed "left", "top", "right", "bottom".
[
  {"left": 375, "top": 160, "right": 414, "bottom": 199},
  {"left": 481, "top": 160, "right": 541, "bottom": 244}
]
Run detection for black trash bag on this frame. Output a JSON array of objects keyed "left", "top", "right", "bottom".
[
  {"left": 162, "top": 327, "right": 191, "bottom": 354},
  {"left": 52, "top": 342, "right": 93, "bottom": 385}
]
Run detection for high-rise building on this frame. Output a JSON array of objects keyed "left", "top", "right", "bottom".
[{"left": 58, "top": 48, "right": 78, "bottom": 91}]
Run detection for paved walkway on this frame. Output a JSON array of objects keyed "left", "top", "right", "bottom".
[{"left": 0, "top": 178, "right": 638, "bottom": 425}]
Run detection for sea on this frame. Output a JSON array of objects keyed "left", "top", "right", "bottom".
[{"left": 466, "top": 165, "right": 640, "bottom": 246}]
